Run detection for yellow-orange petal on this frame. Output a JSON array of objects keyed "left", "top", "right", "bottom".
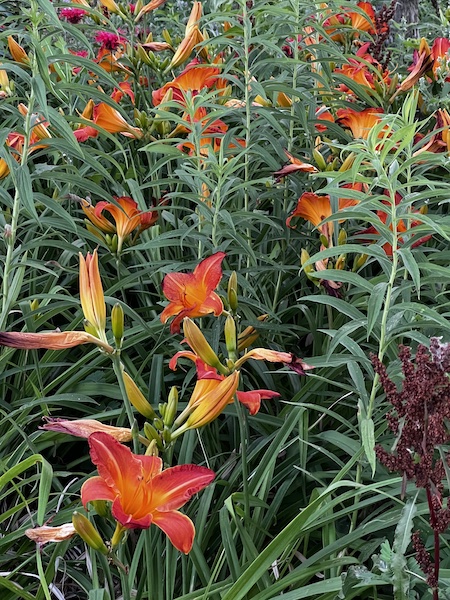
[{"left": 40, "top": 417, "right": 132, "bottom": 442}]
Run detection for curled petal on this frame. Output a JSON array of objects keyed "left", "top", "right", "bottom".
[
  {"left": 237, "top": 389, "right": 280, "bottom": 415},
  {"left": 40, "top": 417, "right": 132, "bottom": 442},
  {"left": 152, "top": 510, "right": 196, "bottom": 553},
  {"left": 0, "top": 330, "right": 112, "bottom": 352}
]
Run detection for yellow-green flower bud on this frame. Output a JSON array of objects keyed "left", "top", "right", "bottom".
[
  {"left": 111, "top": 303, "right": 124, "bottom": 348},
  {"left": 145, "top": 439, "right": 159, "bottom": 456},
  {"left": 122, "top": 371, "right": 156, "bottom": 420},
  {"left": 312, "top": 148, "right": 327, "bottom": 171},
  {"left": 183, "top": 318, "right": 228, "bottom": 374},
  {"left": 335, "top": 254, "right": 346, "bottom": 270},
  {"left": 338, "top": 228, "right": 347, "bottom": 246},
  {"left": 159, "top": 403, "right": 167, "bottom": 418},
  {"left": 165, "top": 386, "right": 178, "bottom": 427},
  {"left": 143, "top": 422, "right": 163, "bottom": 449},
  {"left": 339, "top": 152, "right": 355, "bottom": 172},
  {"left": 72, "top": 512, "right": 108, "bottom": 555},
  {"left": 227, "top": 271, "right": 238, "bottom": 311},
  {"left": 224, "top": 314, "right": 237, "bottom": 361},
  {"left": 353, "top": 253, "right": 368, "bottom": 271}
]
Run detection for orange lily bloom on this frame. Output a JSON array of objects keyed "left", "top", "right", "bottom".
[
  {"left": 40, "top": 417, "right": 132, "bottom": 442},
  {"left": 431, "top": 38, "right": 450, "bottom": 79},
  {"left": 88, "top": 196, "right": 158, "bottom": 252},
  {"left": 286, "top": 189, "right": 359, "bottom": 242},
  {"left": 26, "top": 524, "right": 76, "bottom": 544},
  {"left": 81, "top": 432, "right": 215, "bottom": 553},
  {"left": 337, "top": 107, "right": 385, "bottom": 139},
  {"left": 161, "top": 252, "right": 225, "bottom": 334},
  {"left": 334, "top": 43, "right": 391, "bottom": 94},
  {"left": 152, "top": 59, "right": 221, "bottom": 106},
  {"left": 274, "top": 150, "right": 318, "bottom": 181},
  {"left": 170, "top": 356, "right": 277, "bottom": 419},
  {"left": 75, "top": 102, "right": 142, "bottom": 142},
  {"left": 348, "top": 1, "right": 376, "bottom": 35},
  {"left": 79, "top": 249, "right": 107, "bottom": 341},
  {"left": 0, "top": 330, "right": 113, "bottom": 352}
]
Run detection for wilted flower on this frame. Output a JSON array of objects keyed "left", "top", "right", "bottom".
[
  {"left": 26, "top": 524, "right": 76, "bottom": 544},
  {"left": 40, "top": 417, "right": 132, "bottom": 442}
]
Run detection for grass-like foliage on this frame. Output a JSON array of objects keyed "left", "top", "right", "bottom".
[{"left": 2, "top": 0, "right": 450, "bottom": 598}]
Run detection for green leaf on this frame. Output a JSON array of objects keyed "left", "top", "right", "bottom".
[
  {"left": 360, "top": 417, "right": 376, "bottom": 476},
  {"left": 366, "top": 282, "right": 387, "bottom": 339}
]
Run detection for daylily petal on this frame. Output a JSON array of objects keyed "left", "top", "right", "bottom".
[
  {"left": 87, "top": 432, "right": 141, "bottom": 492},
  {"left": 237, "top": 389, "right": 280, "bottom": 415},
  {"left": 25, "top": 523, "right": 76, "bottom": 544},
  {"left": 40, "top": 417, "right": 132, "bottom": 441},
  {"left": 81, "top": 475, "right": 117, "bottom": 506},
  {"left": 111, "top": 497, "right": 153, "bottom": 529},
  {"left": 193, "top": 252, "right": 226, "bottom": 294},
  {"left": 151, "top": 464, "right": 215, "bottom": 511},
  {"left": 0, "top": 330, "right": 112, "bottom": 352},
  {"left": 152, "top": 510, "right": 195, "bottom": 554}
]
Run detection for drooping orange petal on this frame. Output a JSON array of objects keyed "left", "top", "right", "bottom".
[
  {"left": 236, "top": 389, "right": 280, "bottom": 415},
  {"left": 337, "top": 107, "right": 385, "bottom": 139},
  {"left": 192, "top": 251, "right": 226, "bottom": 295},
  {"left": 152, "top": 510, "right": 195, "bottom": 553},
  {"left": 185, "top": 371, "right": 240, "bottom": 429}
]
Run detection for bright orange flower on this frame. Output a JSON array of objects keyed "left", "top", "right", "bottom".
[
  {"left": 75, "top": 102, "right": 142, "bottom": 142},
  {"left": 348, "top": 1, "right": 376, "bottom": 34},
  {"left": 0, "top": 330, "right": 112, "bottom": 352},
  {"left": 337, "top": 107, "right": 385, "bottom": 139},
  {"left": 394, "top": 38, "right": 433, "bottom": 97},
  {"left": 286, "top": 190, "right": 359, "bottom": 242},
  {"left": 315, "top": 106, "right": 335, "bottom": 132},
  {"left": 40, "top": 417, "right": 132, "bottom": 442},
  {"left": 81, "top": 432, "right": 215, "bottom": 553},
  {"left": 90, "top": 196, "right": 158, "bottom": 252},
  {"left": 161, "top": 252, "right": 225, "bottom": 334},
  {"left": 152, "top": 59, "right": 221, "bottom": 106},
  {"left": 176, "top": 107, "right": 234, "bottom": 157},
  {"left": 334, "top": 43, "right": 391, "bottom": 94},
  {"left": 79, "top": 249, "right": 107, "bottom": 341},
  {"left": 431, "top": 37, "right": 450, "bottom": 78}
]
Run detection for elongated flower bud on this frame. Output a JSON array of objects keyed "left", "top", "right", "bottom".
[
  {"left": 122, "top": 371, "right": 156, "bottom": 420},
  {"left": 224, "top": 315, "right": 237, "bottom": 361},
  {"left": 111, "top": 303, "right": 124, "bottom": 348},
  {"left": 227, "top": 271, "right": 238, "bottom": 311},
  {"left": 183, "top": 318, "right": 227, "bottom": 374},
  {"left": 165, "top": 386, "right": 178, "bottom": 427},
  {"left": 72, "top": 512, "right": 109, "bottom": 555}
]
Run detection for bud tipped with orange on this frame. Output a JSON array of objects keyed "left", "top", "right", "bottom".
[
  {"left": 122, "top": 371, "right": 156, "bottom": 420},
  {"left": 79, "top": 249, "right": 107, "bottom": 341},
  {"left": 166, "top": 2, "right": 203, "bottom": 70},
  {"left": 99, "top": 0, "right": 120, "bottom": 13},
  {"left": 182, "top": 318, "right": 227, "bottom": 374},
  {"left": 135, "top": 0, "right": 168, "bottom": 21},
  {"left": 72, "top": 512, "right": 109, "bottom": 554},
  {"left": 8, "top": 36, "right": 30, "bottom": 65}
]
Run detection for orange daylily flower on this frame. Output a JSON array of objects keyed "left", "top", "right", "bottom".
[
  {"left": 0, "top": 330, "right": 112, "bottom": 352},
  {"left": 431, "top": 37, "right": 450, "bottom": 79},
  {"left": 26, "top": 524, "right": 76, "bottom": 544},
  {"left": 40, "top": 417, "right": 132, "bottom": 442},
  {"left": 152, "top": 59, "right": 221, "bottom": 106},
  {"left": 81, "top": 432, "right": 215, "bottom": 553},
  {"left": 286, "top": 189, "right": 360, "bottom": 242},
  {"left": 337, "top": 107, "right": 385, "bottom": 139},
  {"left": 334, "top": 43, "right": 391, "bottom": 94},
  {"left": 176, "top": 107, "right": 235, "bottom": 157},
  {"left": 274, "top": 150, "right": 318, "bottom": 181},
  {"left": 348, "top": 1, "right": 376, "bottom": 35},
  {"left": 161, "top": 252, "right": 225, "bottom": 334},
  {"left": 79, "top": 249, "right": 107, "bottom": 341},
  {"left": 86, "top": 196, "right": 159, "bottom": 252},
  {"left": 75, "top": 102, "right": 142, "bottom": 142}
]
